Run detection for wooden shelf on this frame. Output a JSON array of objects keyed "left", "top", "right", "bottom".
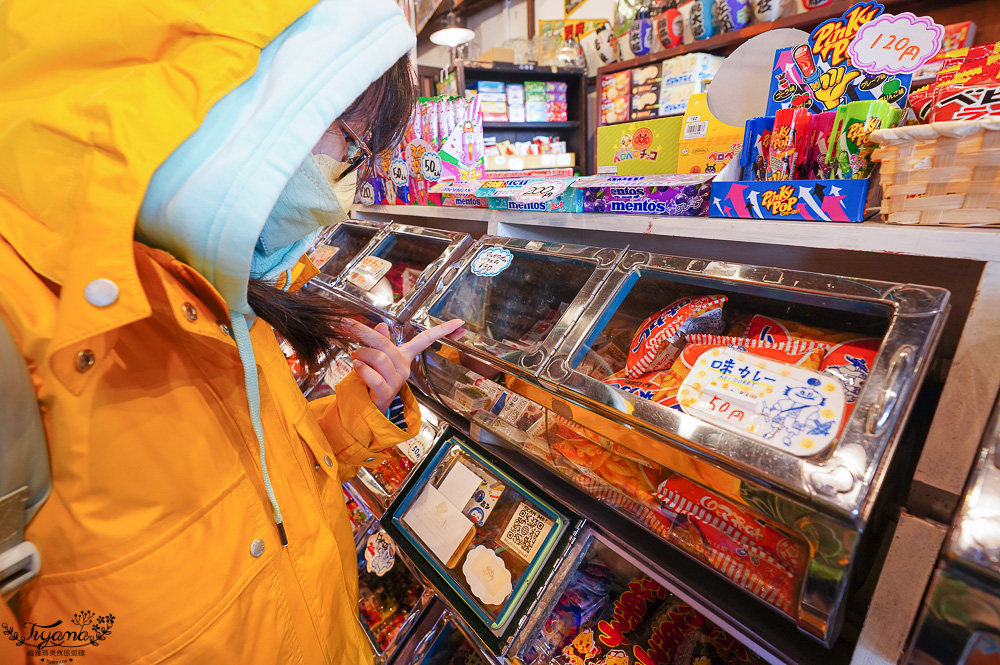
[
  {"left": 595, "top": 0, "right": 914, "bottom": 77},
  {"left": 482, "top": 121, "right": 579, "bottom": 130},
  {"left": 354, "top": 204, "right": 1000, "bottom": 263}
]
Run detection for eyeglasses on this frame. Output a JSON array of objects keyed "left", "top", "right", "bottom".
[{"left": 335, "top": 121, "right": 373, "bottom": 181}]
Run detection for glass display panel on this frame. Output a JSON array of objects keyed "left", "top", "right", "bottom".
[
  {"left": 357, "top": 526, "right": 427, "bottom": 655},
  {"left": 518, "top": 536, "right": 769, "bottom": 665},
  {"left": 392, "top": 440, "right": 568, "bottom": 631},
  {"left": 571, "top": 268, "right": 895, "bottom": 451},
  {"left": 535, "top": 414, "right": 809, "bottom": 620},
  {"left": 414, "top": 618, "right": 489, "bottom": 665},
  {"left": 428, "top": 250, "right": 597, "bottom": 355},
  {"left": 369, "top": 233, "right": 451, "bottom": 302},
  {"left": 318, "top": 224, "right": 379, "bottom": 278}
]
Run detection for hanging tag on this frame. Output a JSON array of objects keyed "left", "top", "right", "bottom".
[
  {"left": 365, "top": 530, "right": 396, "bottom": 576},
  {"left": 678, "top": 347, "right": 845, "bottom": 457}
]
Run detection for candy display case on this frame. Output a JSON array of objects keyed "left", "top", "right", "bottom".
[
  {"left": 405, "top": 604, "right": 501, "bottom": 665},
  {"left": 328, "top": 224, "right": 473, "bottom": 331},
  {"left": 356, "top": 522, "right": 437, "bottom": 665},
  {"left": 345, "top": 482, "right": 376, "bottom": 546},
  {"left": 407, "top": 236, "right": 623, "bottom": 421},
  {"left": 527, "top": 251, "right": 950, "bottom": 645},
  {"left": 907, "top": 395, "right": 1000, "bottom": 665},
  {"left": 310, "top": 219, "right": 387, "bottom": 282},
  {"left": 381, "top": 433, "right": 582, "bottom": 654},
  {"left": 351, "top": 398, "right": 451, "bottom": 516},
  {"left": 508, "top": 525, "right": 769, "bottom": 665}
]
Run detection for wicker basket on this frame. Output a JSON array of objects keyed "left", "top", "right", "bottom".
[{"left": 871, "top": 118, "right": 1000, "bottom": 226}]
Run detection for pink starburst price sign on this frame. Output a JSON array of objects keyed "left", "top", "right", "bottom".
[{"left": 848, "top": 12, "right": 944, "bottom": 75}]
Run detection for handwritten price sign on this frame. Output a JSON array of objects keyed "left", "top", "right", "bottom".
[
  {"left": 389, "top": 158, "right": 409, "bottom": 187},
  {"left": 365, "top": 532, "right": 396, "bottom": 576},
  {"left": 357, "top": 180, "right": 376, "bottom": 206},
  {"left": 848, "top": 12, "right": 944, "bottom": 75},
  {"left": 513, "top": 179, "right": 569, "bottom": 204}
]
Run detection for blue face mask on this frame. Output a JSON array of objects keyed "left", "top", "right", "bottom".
[{"left": 251, "top": 152, "right": 358, "bottom": 283}]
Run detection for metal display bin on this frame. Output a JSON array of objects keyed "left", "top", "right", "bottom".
[
  {"left": 345, "top": 482, "right": 376, "bottom": 546},
  {"left": 406, "top": 236, "right": 623, "bottom": 422},
  {"left": 406, "top": 243, "right": 949, "bottom": 647},
  {"left": 381, "top": 433, "right": 584, "bottom": 655},
  {"left": 356, "top": 521, "right": 437, "bottom": 665},
  {"left": 907, "top": 394, "right": 1000, "bottom": 665},
  {"left": 402, "top": 603, "right": 501, "bottom": 665},
  {"left": 310, "top": 219, "right": 387, "bottom": 283},
  {"left": 313, "top": 223, "right": 473, "bottom": 349}
]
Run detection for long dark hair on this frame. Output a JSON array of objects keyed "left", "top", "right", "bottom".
[{"left": 247, "top": 55, "right": 416, "bottom": 374}]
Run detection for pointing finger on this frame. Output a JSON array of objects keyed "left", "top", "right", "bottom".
[
  {"left": 375, "top": 322, "right": 392, "bottom": 339},
  {"left": 399, "top": 319, "right": 465, "bottom": 362}
]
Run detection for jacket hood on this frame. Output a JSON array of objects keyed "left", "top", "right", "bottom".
[
  {"left": 0, "top": 0, "right": 410, "bottom": 362},
  {"left": 137, "top": 0, "right": 414, "bottom": 316}
]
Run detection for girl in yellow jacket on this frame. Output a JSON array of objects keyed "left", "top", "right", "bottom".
[{"left": 0, "top": 0, "right": 460, "bottom": 662}]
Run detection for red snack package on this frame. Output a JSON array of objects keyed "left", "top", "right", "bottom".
[
  {"left": 930, "top": 64, "right": 1000, "bottom": 122},
  {"left": 626, "top": 296, "right": 728, "bottom": 378},
  {"left": 605, "top": 370, "right": 683, "bottom": 410},
  {"left": 743, "top": 314, "right": 857, "bottom": 345},
  {"left": 595, "top": 576, "right": 670, "bottom": 649},
  {"left": 632, "top": 599, "right": 706, "bottom": 665},
  {"left": 653, "top": 477, "right": 807, "bottom": 615},
  {"left": 820, "top": 337, "right": 880, "bottom": 429}
]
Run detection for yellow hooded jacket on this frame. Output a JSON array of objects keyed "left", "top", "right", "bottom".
[{"left": 0, "top": 1, "right": 418, "bottom": 663}]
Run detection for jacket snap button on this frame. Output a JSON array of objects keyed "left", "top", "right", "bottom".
[
  {"left": 250, "top": 539, "right": 265, "bottom": 558},
  {"left": 323, "top": 455, "right": 334, "bottom": 467},
  {"left": 219, "top": 322, "right": 231, "bottom": 336},
  {"left": 84, "top": 278, "right": 119, "bottom": 307},
  {"left": 365, "top": 457, "right": 376, "bottom": 463},
  {"left": 182, "top": 302, "right": 198, "bottom": 322},
  {"left": 75, "top": 350, "right": 95, "bottom": 372}
]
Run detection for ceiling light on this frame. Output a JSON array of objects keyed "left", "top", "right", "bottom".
[{"left": 430, "top": 12, "right": 475, "bottom": 48}]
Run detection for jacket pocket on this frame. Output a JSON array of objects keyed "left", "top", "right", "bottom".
[
  {"left": 294, "top": 408, "right": 351, "bottom": 527},
  {"left": 20, "top": 476, "right": 302, "bottom": 665}
]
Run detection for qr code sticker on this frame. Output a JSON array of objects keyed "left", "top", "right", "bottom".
[{"left": 499, "top": 502, "right": 554, "bottom": 562}]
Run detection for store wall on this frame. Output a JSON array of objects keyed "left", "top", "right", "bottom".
[{"left": 417, "top": 0, "right": 615, "bottom": 70}]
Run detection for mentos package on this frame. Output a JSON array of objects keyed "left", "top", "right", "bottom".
[
  {"left": 572, "top": 174, "right": 715, "bottom": 216},
  {"left": 478, "top": 177, "right": 582, "bottom": 213},
  {"left": 429, "top": 179, "right": 487, "bottom": 207}
]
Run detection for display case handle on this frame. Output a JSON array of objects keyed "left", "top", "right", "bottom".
[
  {"left": 866, "top": 346, "right": 913, "bottom": 436},
  {"left": 408, "top": 618, "right": 443, "bottom": 665},
  {"left": 436, "top": 264, "right": 460, "bottom": 294}
]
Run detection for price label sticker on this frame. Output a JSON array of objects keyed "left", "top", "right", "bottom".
[
  {"left": 848, "top": 12, "right": 944, "bottom": 75},
  {"left": 365, "top": 531, "right": 396, "bottom": 576},
  {"left": 678, "top": 347, "right": 845, "bottom": 457},
  {"left": 470, "top": 247, "right": 513, "bottom": 277},
  {"left": 513, "top": 179, "right": 569, "bottom": 204},
  {"left": 357, "top": 180, "right": 376, "bottom": 206},
  {"left": 389, "top": 158, "right": 409, "bottom": 186},
  {"left": 347, "top": 256, "right": 392, "bottom": 291},
  {"left": 405, "top": 139, "right": 434, "bottom": 180}
]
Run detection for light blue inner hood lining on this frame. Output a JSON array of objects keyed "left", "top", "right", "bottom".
[{"left": 136, "top": 0, "right": 415, "bottom": 544}]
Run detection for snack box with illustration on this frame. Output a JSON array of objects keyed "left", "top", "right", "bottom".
[
  {"left": 478, "top": 177, "right": 582, "bottom": 213},
  {"left": 571, "top": 174, "right": 714, "bottom": 216},
  {"left": 709, "top": 177, "right": 874, "bottom": 222},
  {"left": 596, "top": 116, "right": 682, "bottom": 176}
]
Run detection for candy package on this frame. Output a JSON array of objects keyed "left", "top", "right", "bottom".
[
  {"left": 626, "top": 295, "right": 728, "bottom": 377},
  {"left": 743, "top": 314, "right": 861, "bottom": 345},
  {"left": 820, "top": 336, "right": 880, "bottom": 427}
]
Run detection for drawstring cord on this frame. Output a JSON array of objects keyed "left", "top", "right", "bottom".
[{"left": 230, "top": 311, "right": 289, "bottom": 546}]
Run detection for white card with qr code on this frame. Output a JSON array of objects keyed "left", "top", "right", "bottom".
[{"left": 499, "top": 503, "right": 553, "bottom": 562}]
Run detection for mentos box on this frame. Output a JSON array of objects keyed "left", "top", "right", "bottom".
[
  {"left": 477, "top": 177, "right": 581, "bottom": 213},
  {"left": 571, "top": 174, "right": 714, "bottom": 216},
  {"left": 429, "top": 180, "right": 488, "bottom": 208}
]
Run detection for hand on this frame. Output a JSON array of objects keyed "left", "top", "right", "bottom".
[
  {"left": 813, "top": 66, "right": 861, "bottom": 110},
  {"left": 347, "top": 319, "right": 465, "bottom": 412}
]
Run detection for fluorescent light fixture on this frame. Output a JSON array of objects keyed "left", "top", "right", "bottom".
[{"left": 430, "top": 12, "right": 475, "bottom": 48}]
